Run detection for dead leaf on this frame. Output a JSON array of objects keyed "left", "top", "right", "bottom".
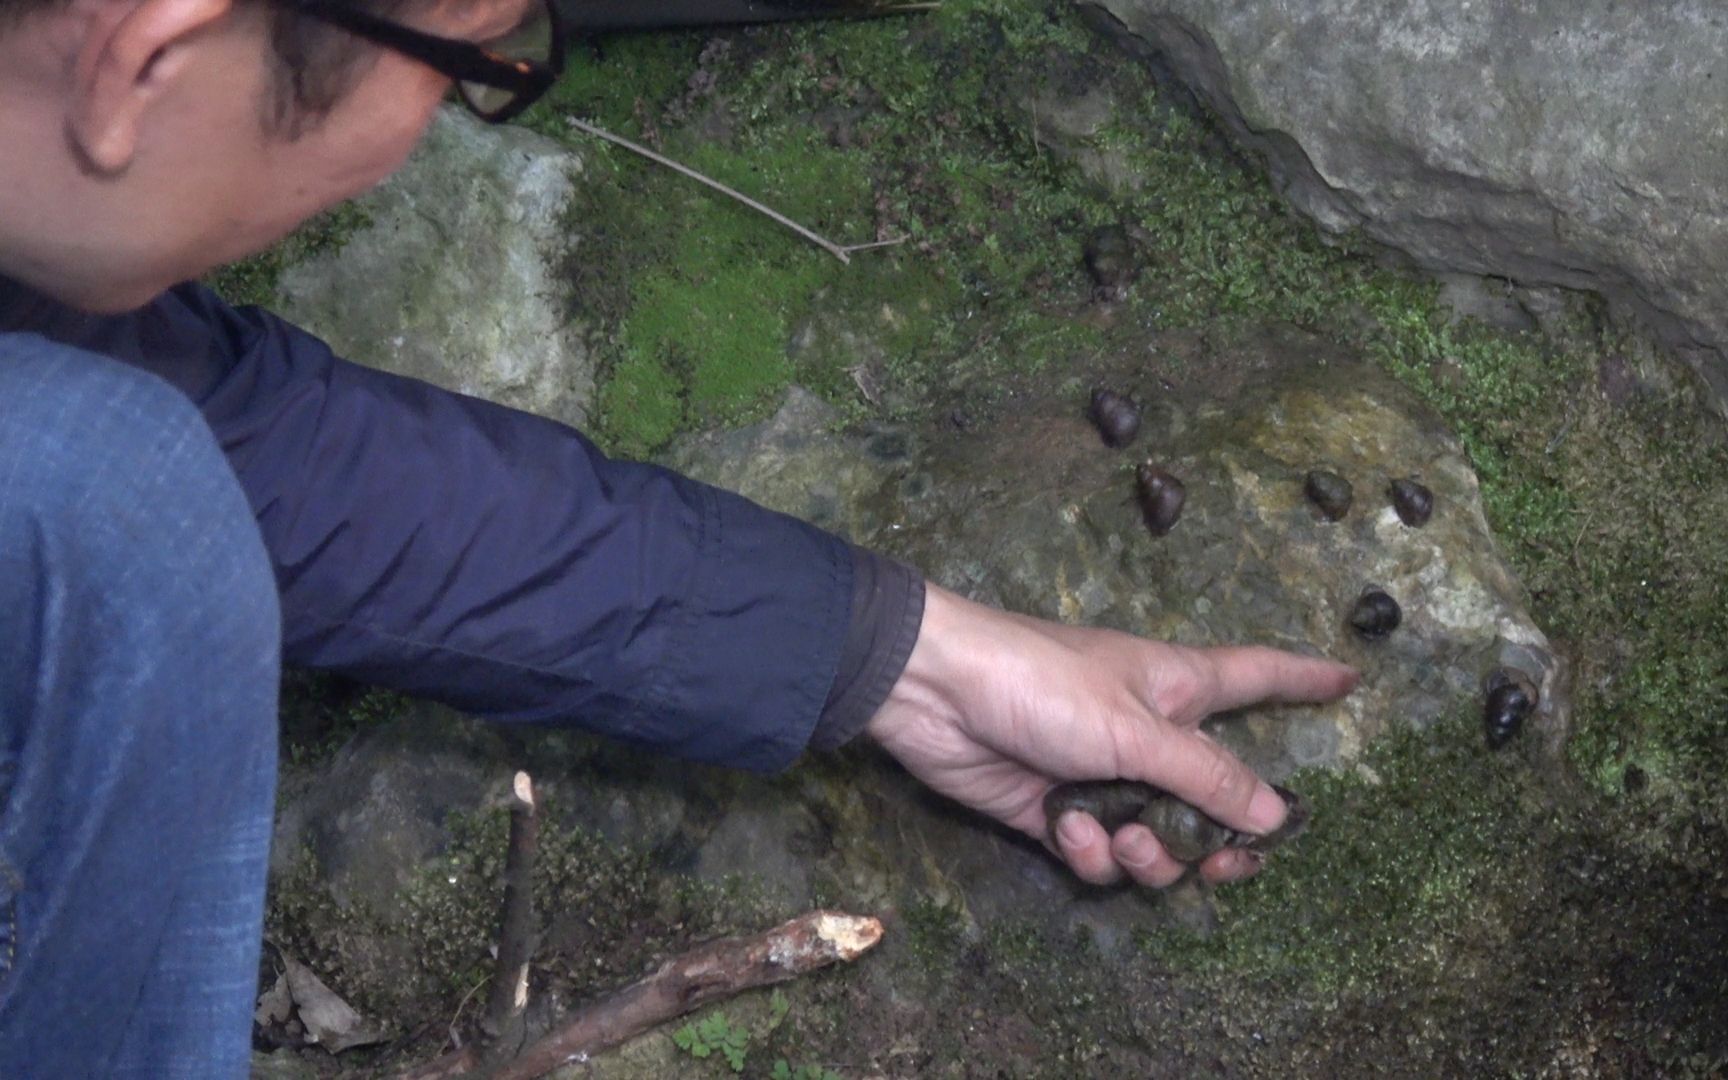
[
  {"left": 280, "top": 953, "right": 387, "bottom": 1054},
  {"left": 848, "top": 363, "right": 882, "bottom": 405},
  {"left": 254, "top": 972, "right": 294, "bottom": 1028}
]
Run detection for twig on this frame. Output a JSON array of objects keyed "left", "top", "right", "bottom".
[
  {"left": 838, "top": 236, "right": 910, "bottom": 255},
  {"left": 567, "top": 117, "right": 892, "bottom": 265},
  {"left": 475, "top": 910, "right": 883, "bottom": 1080},
  {"left": 481, "top": 772, "right": 539, "bottom": 1044},
  {"left": 447, "top": 974, "right": 491, "bottom": 1052}
]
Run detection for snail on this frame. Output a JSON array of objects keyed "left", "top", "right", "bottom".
[
  {"left": 1083, "top": 224, "right": 1137, "bottom": 300},
  {"left": 1304, "top": 469, "right": 1353, "bottom": 522},
  {"left": 1044, "top": 780, "right": 1309, "bottom": 864},
  {"left": 1349, "top": 587, "right": 1401, "bottom": 640},
  {"left": 1136, "top": 463, "right": 1186, "bottom": 536},
  {"left": 1483, "top": 667, "right": 1538, "bottom": 750},
  {"left": 1088, "top": 388, "right": 1141, "bottom": 449},
  {"left": 1389, "top": 477, "right": 1434, "bottom": 527}
]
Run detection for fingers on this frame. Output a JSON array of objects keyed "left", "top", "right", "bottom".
[
  {"left": 1053, "top": 809, "right": 1124, "bottom": 886},
  {"left": 1173, "top": 645, "right": 1358, "bottom": 724},
  {"left": 1131, "top": 646, "right": 1354, "bottom": 835},
  {"left": 1110, "top": 823, "right": 1187, "bottom": 889},
  {"left": 1053, "top": 811, "right": 1223, "bottom": 890},
  {"left": 1140, "top": 726, "right": 1293, "bottom": 835},
  {"left": 1198, "top": 847, "right": 1262, "bottom": 886}
]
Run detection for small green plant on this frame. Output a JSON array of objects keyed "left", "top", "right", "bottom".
[
  {"left": 771, "top": 1060, "right": 841, "bottom": 1080},
  {"left": 768, "top": 989, "right": 791, "bottom": 1028},
  {"left": 673, "top": 1010, "right": 751, "bottom": 1072},
  {"left": 205, "top": 201, "right": 371, "bottom": 308}
]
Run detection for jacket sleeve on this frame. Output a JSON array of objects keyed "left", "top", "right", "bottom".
[{"left": 67, "top": 283, "right": 858, "bottom": 772}]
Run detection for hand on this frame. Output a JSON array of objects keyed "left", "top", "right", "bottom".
[{"left": 865, "top": 583, "right": 1358, "bottom": 888}]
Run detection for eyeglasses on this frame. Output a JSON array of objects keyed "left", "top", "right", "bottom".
[{"left": 278, "top": 0, "right": 565, "bottom": 124}]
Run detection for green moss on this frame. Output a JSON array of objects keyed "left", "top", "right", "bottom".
[
  {"left": 1346, "top": 290, "right": 1728, "bottom": 817},
  {"left": 1138, "top": 716, "right": 1548, "bottom": 993},
  {"left": 521, "top": 0, "right": 1176, "bottom": 456},
  {"left": 521, "top": 30, "right": 709, "bottom": 140},
  {"left": 277, "top": 670, "right": 411, "bottom": 769},
  {"left": 205, "top": 200, "right": 371, "bottom": 308},
  {"left": 902, "top": 893, "right": 968, "bottom": 970}
]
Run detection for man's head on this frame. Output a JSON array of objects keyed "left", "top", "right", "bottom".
[{"left": 0, "top": 0, "right": 540, "bottom": 311}]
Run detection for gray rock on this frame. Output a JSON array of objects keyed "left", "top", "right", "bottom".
[
  {"left": 663, "top": 385, "right": 901, "bottom": 543},
  {"left": 1026, "top": 83, "right": 1146, "bottom": 192},
  {"left": 275, "top": 109, "right": 595, "bottom": 428},
  {"left": 1078, "top": 0, "right": 1728, "bottom": 400},
  {"left": 870, "top": 328, "right": 1561, "bottom": 777},
  {"left": 270, "top": 706, "right": 502, "bottom": 915},
  {"left": 658, "top": 325, "right": 1562, "bottom": 940},
  {"left": 692, "top": 804, "right": 820, "bottom": 908},
  {"left": 272, "top": 329, "right": 1562, "bottom": 967}
]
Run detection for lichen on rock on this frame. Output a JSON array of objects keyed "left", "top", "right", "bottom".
[{"left": 275, "top": 111, "right": 596, "bottom": 430}]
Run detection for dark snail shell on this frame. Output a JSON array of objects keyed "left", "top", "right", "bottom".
[
  {"left": 1083, "top": 224, "right": 1138, "bottom": 292},
  {"left": 1483, "top": 668, "right": 1539, "bottom": 750},
  {"left": 1135, "top": 463, "right": 1186, "bottom": 536},
  {"left": 1304, "top": 470, "right": 1353, "bottom": 522},
  {"left": 1043, "top": 779, "right": 1309, "bottom": 864},
  {"left": 1088, "top": 388, "right": 1142, "bottom": 449},
  {"left": 1349, "top": 588, "right": 1401, "bottom": 640},
  {"left": 1389, "top": 477, "right": 1435, "bottom": 527}
]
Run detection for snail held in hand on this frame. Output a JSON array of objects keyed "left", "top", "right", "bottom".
[
  {"left": 1044, "top": 780, "right": 1309, "bottom": 863},
  {"left": 1389, "top": 477, "right": 1434, "bottom": 527},
  {"left": 1483, "top": 668, "right": 1539, "bottom": 750},
  {"left": 1304, "top": 469, "right": 1353, "bottom": 522},
  {"left": 1088, "top": 388, "right": 1141, "bottom": 448}
]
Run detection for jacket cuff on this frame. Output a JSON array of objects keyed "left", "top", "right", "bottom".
[{"left": 807, "top": 547, "right": 927, "bottom": 752}]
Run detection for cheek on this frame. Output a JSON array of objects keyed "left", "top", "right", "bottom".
[{"left": 364, "top": 65, "right": 450, "bottom": 170}]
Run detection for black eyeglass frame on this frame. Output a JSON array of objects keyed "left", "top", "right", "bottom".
[{"left": 277, "top": 0, "right": 565, "bottom": 124}]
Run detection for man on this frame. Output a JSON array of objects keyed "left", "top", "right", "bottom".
[{"left": 0, "top": 0, "right": 1358, "bottom": 1072}]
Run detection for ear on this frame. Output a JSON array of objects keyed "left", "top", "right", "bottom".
[{"left": 67, "top": 0, "right": 236, "bottom": 174}]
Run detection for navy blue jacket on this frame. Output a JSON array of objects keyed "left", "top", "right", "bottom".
[{"left": 0, "top": 278, "right": 923, "bottom": 772}]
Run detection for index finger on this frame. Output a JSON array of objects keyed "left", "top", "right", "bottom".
[
  {"left": 1140, "top": 724, "right": 1291, "bottom": 835},
  {"left": 1173, "top": 645, "right": 1358, "bottom": 726}
]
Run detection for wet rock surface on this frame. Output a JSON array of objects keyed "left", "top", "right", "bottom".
[
  {"left": 1078, "top": 0, "right": 1728, "bottom": 400},
  {"left": 866, "top": 327, "right": 1560, "bottom": 768},
  {"left": 250, "top": 6, "right": 1728, "bottom": 1072},
  {"left": 657, "top": 322, "right": 1565, "bottom": 935},
  {"left": 268, "top": 321, "right": 1572, "bottom": 1061}
]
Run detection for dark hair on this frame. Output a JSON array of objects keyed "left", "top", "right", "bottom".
[{"left": 263, "top": 5, "right": 383, "bottom": 134}]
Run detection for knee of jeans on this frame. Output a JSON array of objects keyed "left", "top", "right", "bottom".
[{"left": 0, "top": 344, "right": 281, "bottom": 671}]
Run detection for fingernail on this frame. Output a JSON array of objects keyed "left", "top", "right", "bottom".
[
  {"left": 1224, "top": 850, "right": 1265, "bottom": 883},
  {"left": 1118, "top": 830, "right": 1158, "bottom": 870},
  {"left": 1247, "top": 784, "right": 1289, "bottom": 834},
  {"left": 1056, "top": 810, "right": 1090, "bottom": 849}
]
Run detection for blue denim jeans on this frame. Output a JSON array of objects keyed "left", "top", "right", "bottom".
[{"left": 0, "top": 335, "right": 280, "bottom": 1077}]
